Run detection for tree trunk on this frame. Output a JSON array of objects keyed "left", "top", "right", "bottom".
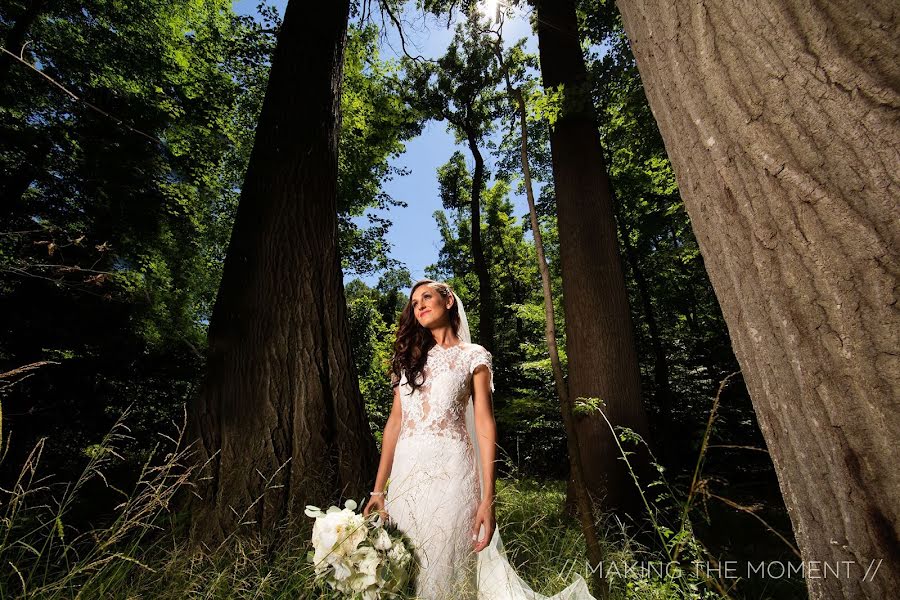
[
  {"left": 517, "top": 89, "right": 609, "bottom": 600},
  {"left": 495, "top": 36, "right": 608, "bottom": 595},
  {"left": 536, "top": 0, "right": 652, "bottom": 518},
  {"left": 185, "top": 0, "right": 378, "bottom": 545},
  {"left": 616, "top": 210, "right": 673, "bottom": 414},
  {"left": 616, "top": 1, "right": 899, "bottom": 597},
  {"left": 465, "top": 130, "right": 496, "bottom": 352}
]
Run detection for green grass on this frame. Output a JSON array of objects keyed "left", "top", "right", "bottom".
[{"left": 0, "top": 402, "right": 748, "bottom": 599}]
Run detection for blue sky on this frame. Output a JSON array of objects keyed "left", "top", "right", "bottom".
[{"left": 232, "top": 1, "right": 541, "bottom": 289}]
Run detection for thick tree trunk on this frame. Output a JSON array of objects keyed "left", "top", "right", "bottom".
[
  {"left": 185, "top": 0, "right": 378, "bottom": 545},
  {"left": 536, "top": 0, "right": 651, "bottom": 517},
  {"left": 616, "top": 1, "right": 899, "bottom": 597}
]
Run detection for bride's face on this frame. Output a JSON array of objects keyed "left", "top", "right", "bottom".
[{"left": 411, "top": 285, "right": 452, "bottom": 328}]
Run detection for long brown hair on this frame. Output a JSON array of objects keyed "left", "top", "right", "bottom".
[{"left": 389, "top": 279, "right": 462, "bottom": 395}]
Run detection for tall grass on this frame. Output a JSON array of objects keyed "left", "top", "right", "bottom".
[
  {"left": 575, "top": 372, "right": 801, "bottom": 600},
  {"left": 0, "top": 408, "right": 194, "bottom": 598},
  {"left": 0, "top": 373, "right": 788, "bottom": 599}
]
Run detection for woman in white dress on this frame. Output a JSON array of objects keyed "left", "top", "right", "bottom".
[{"left": 363, "top": 279, "right": 595, "bottom": 600}]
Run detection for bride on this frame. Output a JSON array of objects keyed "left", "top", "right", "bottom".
[{"left": 363, "top": 279, "right": 595, "bottom": 599}]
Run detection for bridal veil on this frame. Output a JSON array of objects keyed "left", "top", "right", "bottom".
[{"left": 455, "top": 291, "right": 596, "bottom": 599}]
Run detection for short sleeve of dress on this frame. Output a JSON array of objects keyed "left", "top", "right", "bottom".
[{"left": 469, "top": 345, "right": 495, "bottom": 393}]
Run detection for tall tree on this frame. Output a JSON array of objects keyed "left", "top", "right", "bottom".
[
  {"left": 490, "top": 26, "right": 607, "bottom": 593},
  {"left": 535, "top": 0, "right": 651, "bottom": 517},
  {"left": 185, "top": 0, "right": 378, "bottom": 544},
  {"left": 401, "top": 13, "right": 503, "bottom": 351},
  {"left": 615, "top": 1, "right": 899, "bottom": 597}
]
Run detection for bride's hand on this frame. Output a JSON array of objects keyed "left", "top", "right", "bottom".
[
  {"left": 363, "top": 495, "right": 389, "bottom": 524},
  {"left": 471, "top": 499, "right": 495, "bottom": 552}
]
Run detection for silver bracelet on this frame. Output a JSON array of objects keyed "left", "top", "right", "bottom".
[{"left": 370, "top": 491, "right": 386, "bottom": 496}]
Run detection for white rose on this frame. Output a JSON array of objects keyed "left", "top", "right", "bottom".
[
  {"left": 312, "top": 509, "right": 365, "bottom": 562},
  {"left": 373, "top": 526, "right": 392, "bottom": 551}
]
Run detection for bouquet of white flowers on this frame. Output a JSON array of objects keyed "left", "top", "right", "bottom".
[{"left": 305, "top": 498, "right": 415, "bottom": 599}]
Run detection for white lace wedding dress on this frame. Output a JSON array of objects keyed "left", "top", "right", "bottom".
[{"left": 385, "top": 340, "right": 595, "bottom": 600}]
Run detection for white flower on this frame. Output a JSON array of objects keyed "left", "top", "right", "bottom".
[
  {"left": 389, "top": 539, "right": 411, "bottom": 564},
  {"left": 336, "top": 510, "right": 367, "bottom": 554},
  {"left": 349, "top": 572, "right": 377, "bottom": 593},
  {"left": 311, "top": 508, "right": 366, "bottom": 566},
  {"left": 311, "top": 514, "right": 339, "bottom": 565},
  {"left": 373, "top": 526, "right": 392, "bottom": 551},
  {"left": 332, "top": 556, "right": 353, "bottom": 581},
  {"left": 356, "top": 546, "right": 381, "bottom": 577}
]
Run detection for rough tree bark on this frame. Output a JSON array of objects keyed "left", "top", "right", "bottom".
[
  {"left": 616, "top": 1, "right": 899, "bottom": 597},
  {"left": 536, "top": 0, "right": 652, "bottom": 518},
  {"left": 185, "top": 0, "right": 378, "bottom": 545}
]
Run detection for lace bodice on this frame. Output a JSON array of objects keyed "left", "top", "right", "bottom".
[{"left": 396, "top": 342, "right": 494, "bottom": 443}]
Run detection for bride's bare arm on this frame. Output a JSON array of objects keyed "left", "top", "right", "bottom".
[
  {"left": 363, "top": 382, "right": 402, "bottom": 517},
  {"left": 374, "top": 385, "right": 403, "bottom": 491},
  {"left": 471, "top": 364, "right": 497, "bottom": 551},
  {"left": 472, "top": 365, "right": 497, "bottom": 502}
]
